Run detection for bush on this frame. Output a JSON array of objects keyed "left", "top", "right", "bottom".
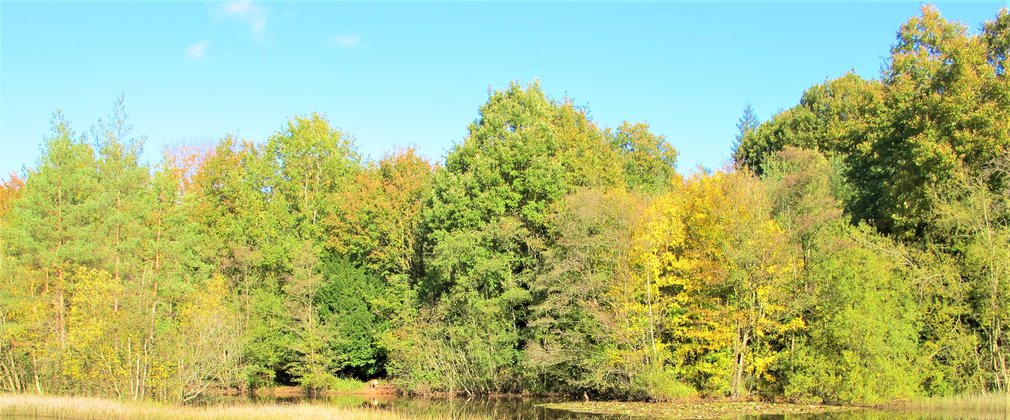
[{"left": 633, "top": 370, "right": 696, "bottom": 402}]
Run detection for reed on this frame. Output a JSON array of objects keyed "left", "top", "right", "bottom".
[
  {"left": 899, "top": 392, "right": 1009, "bottom": 415},
  {"left": 0, "top": 394, "right": 412, "bottom": 420}
]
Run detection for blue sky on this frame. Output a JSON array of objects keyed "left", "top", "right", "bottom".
[{"left": 2, "top": 1, "right": 1008, "bottom": 176}]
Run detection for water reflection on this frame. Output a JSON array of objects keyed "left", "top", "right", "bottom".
[
  {"left": 191, "top": 394, "right": 1007, "bottom": 419},
  {"left": 194, "top": 393, "right": 610, "bottom": 419},
  {"left": 340, "top": 395, "right": 614, "bottom": 419}
]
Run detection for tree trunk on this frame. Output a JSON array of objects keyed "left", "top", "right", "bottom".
[
  {"left": 31, "top": 352, "right": 42, "bottom": 394},
  {"left": 733, "top": 328, "right": 750, "bottom": 399},
  {"left": 56, "top": 268, "right": 66, "bottom": 349},
  {"left": 646, "top": 270, "right": 658, "bottom": 368}
]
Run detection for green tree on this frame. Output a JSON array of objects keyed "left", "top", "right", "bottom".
[
  {"left": 849, "top": 6, "right": 1008, "bottom": 237},
  {"left": 4, "top": 112, "right": 98, "bottom": 361},
  {"left": 316, "top": 258, "right": 384, "bottom": 378},
  {"left": 265, "top": 113, "right": 358, "bottom": 243},
  {"left": 933, "top": 167, "right": 1010, "bottom": 392},
  {"left": 731, "top": 103, "right": 759, "bottom": 159},
  {"left": 92, "top": 96, "right": 151, "bottom": 284},
  {"left": 982, "top": 8, "right": 1009, "bottom": 77},
  {"left": 608, "top": 122, "right": 678, "bottom": 194},
  {"left": 733, "top": 73, "right": 882, "bottom": 176},
  {"left": 412, "top": 81, "right": 630, "bottom": 393},
  {"left": 759, "top": 148, "right": 923, "bottom": 403},
  {"left": 192, "top": 136, "right": 296, "bottom": 387},
  {"left": 526, "top": 187, "right": 642, "bottom": 397},
  {"left": 283, "top": 241, "right": 336, "bottom": 392},
  {"left": 781, "top": 223, "right": 921, "bottom": 404}
]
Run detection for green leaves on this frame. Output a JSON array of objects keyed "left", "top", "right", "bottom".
[
  {"left": 266, "top": 113, "right": 358, "bottom": 242},
  {"left": 783, "top": 223, "right": 921, "bottom": 403},
  {"left": 609, "top": 122, "right": 678, "bottom": 194},
  {"left": 391, "top": 81, "right": 681, "bottom": 394},
  {"left": 733, "top": 73, "right": 883, "bottom": 176},
  {"left": 737, "top": 6, "right": 1010, "bottom": 238},
  {"left": 526, "top": 188, "right": 641, "bottom": 397},
  {"left": 9, "top": 6, "right": 1010, "bottom": 402},
  {"left": 315, "top": 257, "right": 385, "bottom": 378}
]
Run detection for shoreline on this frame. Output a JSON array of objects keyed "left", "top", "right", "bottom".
[
  {"left": 0, "top": 394, "right": 408, "bottom": 420},
  {"left": 1, "top": 391, "right": 1007, "bottom": 419},
  {"left": 251, "top": 385, "right": 399, "bottom": 398}
]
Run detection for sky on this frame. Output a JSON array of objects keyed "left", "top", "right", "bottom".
[{"left": 2, "top": 1, "right": 1008, "bottom": 176}]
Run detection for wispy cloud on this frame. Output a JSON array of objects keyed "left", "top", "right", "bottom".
[
  {"left": 185, "top": 40, "right": 211, "bottom": 60},
  {"left": 331, "top": 35, "right": 360, "bottom": 49},
  {"left": 219, "top": 0, "right": 268, "bottom": 40}
]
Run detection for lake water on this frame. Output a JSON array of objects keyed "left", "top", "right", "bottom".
[
  {"left": 192, "top": 393, "right": 1008, "bottom": 419},
  {"left": 196, "top": 393, "right": 602, "bottom": 418}
]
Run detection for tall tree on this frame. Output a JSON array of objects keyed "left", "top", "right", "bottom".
[
  {"left": 328, "top": 148, "right": 433, "bottom": 329},
  {"left": 731, "top": 103, "right": 759, "bottom": 160},
  {"left": 5, "top": 113, "right": 98, "bottom": 353},
  {"left": 933, "top": 166, "right": 1010, "bottom": 392},
  {"left": 92, "top": 96, "right": 151, "bottom": 283},
  {"left": 406, "top": 81, "right": 628, "bottom": 393},
  {"left": 630, "top": 171, "right": 798, "bottom": 397},
  {"left": 192, "top": 136, "right": 296, "bottom": 386},
  {"left": 526, "top": 187, "right": 643, "bottom": 397},
  {"left": 849, "top": 5, "right": 1010, "bottom": 237},
  {"left": 608, "top": 122, "right": 678, "bottom": 194},
  {"left": 265, "top": 113, "right": 358, "bottom": 243},
  {"left": 285, "top": 242, "right": 336, "bottom": 393},
  {"left": 733, "top": 73, "right": 882, "bottom": 175}
]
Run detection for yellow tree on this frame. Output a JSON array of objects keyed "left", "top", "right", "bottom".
[
  {"left": 63, "top": 267, "right": 124, "bottom": 397},
  {"left": 174, "top": 274, "right": 241, "bottom": 402},
  {"left": 627, "top": 171, "right": 798, "bottom": 397},
  {"left": 615, "top": 188, "right": 694, "bottom": 399}
]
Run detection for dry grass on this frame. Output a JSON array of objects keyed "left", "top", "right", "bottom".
[
  {"left": 0, "top": 394, "right": 413, "bottom": 420},
  {"left": 897, "top": 392, "right": 1009, "bottom": 415}
]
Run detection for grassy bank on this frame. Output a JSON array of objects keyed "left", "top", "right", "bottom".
[
  {"left": 0, "top": 394, "right": 408, "bottom": 420},
  {"left": 895, "top": 392, "right": 1009, "bottom": 415}
]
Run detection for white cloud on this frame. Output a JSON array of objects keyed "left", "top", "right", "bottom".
[
  {"left": 220, "top": 0, "right": 267, "bottom": 38},
  {"left": 331, "top": 35, "right": 360, "bottom": 48},
  {"left": 185, "top": 40, "right": 211, "bottom": 59}
]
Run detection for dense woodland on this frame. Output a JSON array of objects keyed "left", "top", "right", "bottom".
[{"left": 1, "top": 5, "right": 1008, "bottom": 405}]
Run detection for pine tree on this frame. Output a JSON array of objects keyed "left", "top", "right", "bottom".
[
  {"left": 732, "top": 103, "right": 759, "bottom": 162},
  {"left": 6, "top": 112, "right": 99, "bottom": 351}
]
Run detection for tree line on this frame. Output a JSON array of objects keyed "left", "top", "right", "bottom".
[{"left": 0, "top": 4, "right": 1007, "bottom": 405}]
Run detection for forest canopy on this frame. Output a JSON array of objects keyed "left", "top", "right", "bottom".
[{"left": 1, "top": 5, "right": 1008, "bottom": 404}]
